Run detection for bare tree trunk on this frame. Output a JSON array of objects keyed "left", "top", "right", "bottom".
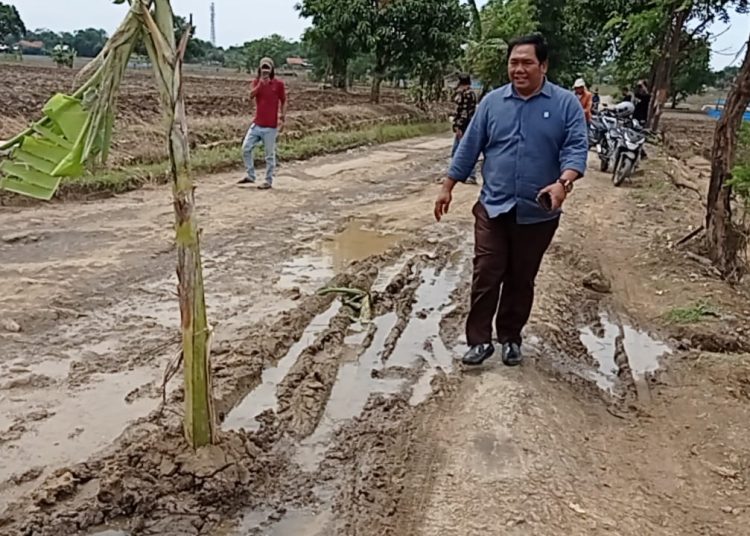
[
  {"left": 649, "top": 4, "right": 691, "bottom": 132},
  {"left": 706, "top": 37, "right": 750, "bottom": 281},
  {"left": 143, "top": 0, "right": 216, "bottom": 448},
  {"left": 370, "top": 73, "right": 383, "bottom": 104},
  {"left": 332, "top": 54, "right": 348, "bottom": 89}
]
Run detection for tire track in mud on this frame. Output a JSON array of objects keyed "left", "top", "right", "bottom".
[
  {"left": 0, "top": 239, "right": 466, "bottom": 536},
  {"left": 2, "top": 144, "right": 700, "bottom": 536},
  {"left": 0, "top": 227, "right": 678, "bottom": 536},
  {"left": 214, "top": 241, "right": 474, "bottom": 536},
  {"left": 0, "top": 137, "right": 453, "bottom": 508}
]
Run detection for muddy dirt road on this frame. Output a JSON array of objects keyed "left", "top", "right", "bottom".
[{"left": 1, "top": 135, "right": 750, "bottom": 535}]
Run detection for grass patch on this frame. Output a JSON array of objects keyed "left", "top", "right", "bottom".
[
  {"left": 56, "top": 121, "right": 449, "bottom": 197},
  {"left": 666, "top": 300, "right": 719, "bottom": 324}
]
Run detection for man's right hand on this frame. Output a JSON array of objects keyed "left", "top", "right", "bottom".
[
  {"left": 455, "top": 129, "right": 463, "bottom": 140},
  {"left": 434, "top": 187, "right": 452, "bottom": 222}
]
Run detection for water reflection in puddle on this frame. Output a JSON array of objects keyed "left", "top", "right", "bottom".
[
  {"left": 277, "top": 221, "right": 405, "bottom": 291},
  {"left": 0, "top": 367, "right": 157, "bottom": 504},
  {"left": 579, "top": 312, "right": 670, "bottom": 393},
  {"left": 322, "top": 221, "right": 405, "bottom": 272},
  {"left": 222, "top": 302, "right": 342, "bottom": 431},
  {"left": 579, "top": 314, "right": 621, "bottom": 391},
  {"left": 389, "top": 266, "right": 459, "bottom": 371},
  {"left": 216, "top": 504, "right": 332, "bottom": 536},
  {"left": 294, "top": 312, "right": 401, "bottom": 471}
]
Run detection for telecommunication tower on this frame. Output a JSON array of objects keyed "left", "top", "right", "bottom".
[{"left": 210, "top": 2, "right": 216, "bottom": 46}]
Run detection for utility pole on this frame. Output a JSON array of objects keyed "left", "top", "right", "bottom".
[{"left": 210, "top": 2, "right": 216, "bottom": 46}]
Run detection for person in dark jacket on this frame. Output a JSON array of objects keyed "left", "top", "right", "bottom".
[
  {"left": 633, "top": 80, "right": 651, "bottom": 124},
  {"left": 452, "top": 74, "right": 478, "bottom": 184}
]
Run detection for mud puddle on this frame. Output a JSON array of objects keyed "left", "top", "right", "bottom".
[
  {"left": 322, "top": 220, "right": 405, "bottom": 271},
  {"left": 219, "top": 254, "right": 468, "bottom": 534},
  {"left": 277, "top": 221, "right": 405, "bottom": 291},
  {"left": 217, "top": 502, "right": 333, "bottom": 536},
  {"left": 0, "top": 367, "right": 157, "bottom": 507},
  {"left": 295, "top": 259, "right": 464, "bottom": 470},
  {"left": 579, "top": 311, "right": 670, "bottom": 395},
  {"left": 222, "top": 302, "right": 343, "bottom": 431},
  {"left": 294, "top": 311, "right": 402, "bottom": 471},
  {"left": 388, "top": 265, "right": 460, "bottom": 371}
]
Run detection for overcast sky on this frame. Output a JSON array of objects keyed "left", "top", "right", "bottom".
[{"left": 7, "top": 0, "right": 749, "bottom": 69}]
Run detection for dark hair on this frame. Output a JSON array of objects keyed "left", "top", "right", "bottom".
[
  {"left": 458, "top": 73, "right": 471, "bottom": 86},
  {"left": 622, "top": 86, "right": 630, "bottom": 92},
  {"left": 507, "top": 33, "right": 549, "bottom": 64}
]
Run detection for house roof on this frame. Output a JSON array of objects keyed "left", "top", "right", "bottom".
[
  {"left": 18, "top": 40, "right": 44, "bottom": 49},
  {"left": 286, "top": 56, "right": 309, "bottom": 66}
]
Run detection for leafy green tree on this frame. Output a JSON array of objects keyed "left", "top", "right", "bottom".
[
  {"left": 225, "top": 34, "right": 302, "bottom": 72},
  {"left": 298, "top": 0, "right": 466, "bottom": 99},
  {"left": 396, "top": 0, "right": 469, "bottom": 101},
  {"left": 466, "top": 0, "right": 538, "bottom": 91},
  {"left": 72, "top": 28, "right": 108, "bottom": 57},
  {"left": 296, "top": 0, "right": 371, "bottom": 88},
  {"left": 467, "top": 0, "right": 483, "bottom": 41},
  {"left": 670, "top": 35, "right": 713, "bottom": 107},
  {"left": 567, "top": 0, "right": 747, "bottom": 128},
  {"left": 0, "top": 2, "right": 25, "bottom": 46},
  {"left": 714, "top": 65, "right": 740, "bottom": 89},
  {"left": 299, "top": 27, "right": 330, "bottom": 80}
]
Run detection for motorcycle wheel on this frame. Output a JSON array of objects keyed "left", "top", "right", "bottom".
[
  {"left": 599, "top": 157, "right": 609, "bottom": 172},
  {"left": 613, "top": 158, "right": 633, "bottom": 187}
]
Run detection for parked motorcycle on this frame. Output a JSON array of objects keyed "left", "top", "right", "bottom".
[
  {"left": 589, "top": 110, "right": 619, "bottom": 172},
  {"left": 609, "top": 122, "right": 648, "bottom": 187}
]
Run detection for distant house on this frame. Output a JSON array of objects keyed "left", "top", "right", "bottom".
[
  {"left": 17, "top": 40, "right": 45, "bottom": 54},
  {"left": 285, "top": 56, "right": 310, "bottom": 70},
  {"left": 18, "top": 40, "right": 44, "bottom": 50}
]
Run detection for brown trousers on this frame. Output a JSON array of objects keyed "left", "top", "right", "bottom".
[{"left": 466, "top": 202, "right": 559, "bottom": 346}]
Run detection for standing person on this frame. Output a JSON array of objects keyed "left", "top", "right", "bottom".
[
  {"left": 592, "top": 87, "right": 601, "bottom": 114},
  {"left": 621, "top": 86, "right": 633, "bottom": 103},
  {"left": 452, "top": 73, "right": 478, "bottom": 184},
  {"left": 633, "top": 80, "right": 651, "bottom": 125},
  {"left": 435, "top": 34, "right": 588, "bottom": 367},
  {"left": 239, "top": 57, "right": 287, "bottom": 190},
  {"left": 573, "top": 78, "right": 593, "bottom": 123}
]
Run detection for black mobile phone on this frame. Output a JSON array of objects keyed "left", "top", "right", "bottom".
[{"left": 536, "top": 191, "right": 553, "bottom": 212}]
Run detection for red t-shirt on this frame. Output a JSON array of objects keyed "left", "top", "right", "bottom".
[{"left": 252, "top": 78, "right": 286, "bottom": 128}]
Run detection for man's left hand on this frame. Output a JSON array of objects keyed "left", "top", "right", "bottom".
[
  {"left": 539, "top": 182, "right": 567, "bottom": 211},
  {"left": 278, "top": 120, "right": 285, "bottom": 134}
]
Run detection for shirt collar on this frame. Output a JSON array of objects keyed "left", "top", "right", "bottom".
[{"left": 505, "top": 78, "right": 552, "bottom": 99}]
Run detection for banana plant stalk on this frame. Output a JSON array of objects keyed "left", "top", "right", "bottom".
[
  {"left": 139, "top": 0, "right": 216, "bottom": 447},
  {"left": 0, "top": 0, "right": 216, "bottom": 448}
]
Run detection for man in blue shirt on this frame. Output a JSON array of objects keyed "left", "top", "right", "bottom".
[{"left": 434, "top": 34, "right": 588, "bottom": 367}]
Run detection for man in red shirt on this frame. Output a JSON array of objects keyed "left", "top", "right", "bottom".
[{"left": 239, "top": 57, "right": 287, "bottom": 190}]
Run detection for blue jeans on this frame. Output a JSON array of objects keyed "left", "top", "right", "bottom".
[
  {"left": 451, "top": 134, "right": 478, "bottom": 180},
  {"left": 242, "top": 124, "right": 277, "bottom": 184}
]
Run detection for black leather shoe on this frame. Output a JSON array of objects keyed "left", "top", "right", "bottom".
[
  {"left": 462, "top": 343, "right": 495, "bottom": 366},
  {"left": 502, "top": 343, "right": 523, "bottom": 367}
]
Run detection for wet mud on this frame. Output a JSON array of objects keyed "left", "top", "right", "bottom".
[{"left": 2, "top": 132, "right": 750, "bottom": 536}]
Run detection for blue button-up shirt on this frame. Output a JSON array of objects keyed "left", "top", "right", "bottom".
[{"left": 448, "top": 80, "right": 588, "bottom": 224}]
